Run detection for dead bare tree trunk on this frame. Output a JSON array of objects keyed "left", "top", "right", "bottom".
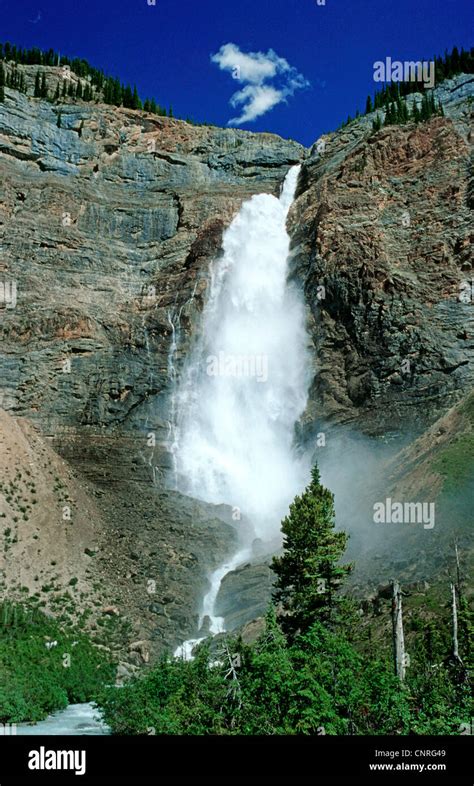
[
  {"left": 451, "top": 582, "right": 462, "bottom": 664},
  {"left": 455, "top": 541, "right": 462, "bottom": 600},
  {"left": 391, "top": 580, "right": 406, "bottom": 682}
]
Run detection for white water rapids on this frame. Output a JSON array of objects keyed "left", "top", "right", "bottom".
[{"left": 173, "top": 165, "right": 311, "bottom": 656}]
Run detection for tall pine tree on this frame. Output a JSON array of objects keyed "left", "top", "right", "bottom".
[
  {"left": 40, "top": 72, "right": 47, "bottom": 99},
  {"left": 272, "top": 465, "right": 351, "bottom": 635},
  {"left": 0, "top": 62, "right": 5, "bottom": 102}
]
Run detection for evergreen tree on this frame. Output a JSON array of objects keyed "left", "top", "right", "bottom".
[
  {"left": 76, "top": 80, "right": 83, "bottom": 99},
  {"left": 460, "top": 47, "right": 470, "bottom": 73},
  {"left": 131, "top": 85, "right": 141, "bottom": 110},
  {"left": 372, "top": 113, "right": 382, "bottom": 132},
  {"left": 272, "top": 465, "right": 351, "bottom": 635},
  {"left": 451, "top": 46, "right": 460, "bottom": 73},
  {"left": 40, "top": 72, "right": 47, "bottom": 99},
  {"left": 56, "top": 111, "right": 62, "bottom": 128},
  {"left": 122, "top": 85, "right": 133, "bottom": 108},
  {"left": 54, "top": 82, "right": 60, "bottom": 101},
  {"left": 103, "top": 80, "right": 111, "bottom": 104},
  {"left": 0, "top": 62, "right": 5, "bottom": 89},
  {"left": 168, "top": 105, "right": 174, "bottom": 118},
  {"left": 429, "top": 91, "right": 436, "bottom": 116},
  {"left": 396, "top": 97, "right": 409, "bottom": 124},
  {"left": 420, "top": 92, "right": 430, "bottom": 121},
  {"left": 34, "top": 70, "right": 41, "bottom": 98},
  {"left": 112, "top": 79, "right": 122, "bottom": 105},
  {"left": 365, "top": 95, "right": 373, "bottom": 114}
]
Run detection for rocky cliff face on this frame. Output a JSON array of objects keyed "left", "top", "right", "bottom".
[
  {"left": 283, "top": 75, "right": 473, "bottom": 613},
  {"left": 290, "top": 74, "right": 473, "bottom": 439},
  {"left": 0, "top": 64, "right": 303, "bottom": 657},
  {"left": 0, "top": 64, "right": 472, "bottom": 653}
]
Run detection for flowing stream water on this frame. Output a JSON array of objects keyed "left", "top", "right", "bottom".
[
  {"left": 15, "top": 703, "right": 110, "bottom": 736},
  {"left": 173, "top": 165, "right": 311, "bottom": 656}
]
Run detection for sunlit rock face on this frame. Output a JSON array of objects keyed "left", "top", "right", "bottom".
[{"left": 290, "top": 74, "right": 473, "bottom": 440}]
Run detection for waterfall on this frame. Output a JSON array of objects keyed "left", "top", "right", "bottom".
[
  {"left": 166, "top": 306, "right": 183, "bottom": 490},
  {"left": 166, "top": 281, "right": 199, "bottom": 489},
  {"left": 173, "top": 165, "right": 310, "bottom": 653},
  {"left": 141, "top": 313, "right": 159, "bottom": 486}
]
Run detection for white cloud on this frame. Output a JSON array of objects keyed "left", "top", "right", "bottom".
[{"left": 211, "top": 43, "right": 309, "bottom": 125}]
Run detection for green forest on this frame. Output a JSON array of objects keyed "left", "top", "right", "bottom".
[
  {"left": 0, "top": 600, "right": 115, "bottom": 723},
  {"left": 339, "top": 45, "right": 473, "bottom": 129},
  {"left": 0, "top": 467, "right": 471, "bottom": 734},
  {"left": 0, "top": 40, "right": 173, "bottom": 117},
  {"left": 97, "top": 467, "right": 472, "bottom": 736}
]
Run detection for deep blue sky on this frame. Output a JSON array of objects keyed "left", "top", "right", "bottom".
[{"left": 0, "top": 0, "right": 472, "bottom": 146}]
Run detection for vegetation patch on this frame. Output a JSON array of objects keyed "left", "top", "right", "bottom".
[
  {"left": 433, "top": 434, "right": 474, "bottom": 493},
  {"left": 0, "top": 600, "right": 116, "bottom": 723},
  {"left": 98, "top": 467, "right": 472, "bottom": 736}
]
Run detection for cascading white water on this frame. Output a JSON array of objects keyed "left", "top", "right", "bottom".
[{"left": 173, "top": 165, "right": 310, "bottom": 653}]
